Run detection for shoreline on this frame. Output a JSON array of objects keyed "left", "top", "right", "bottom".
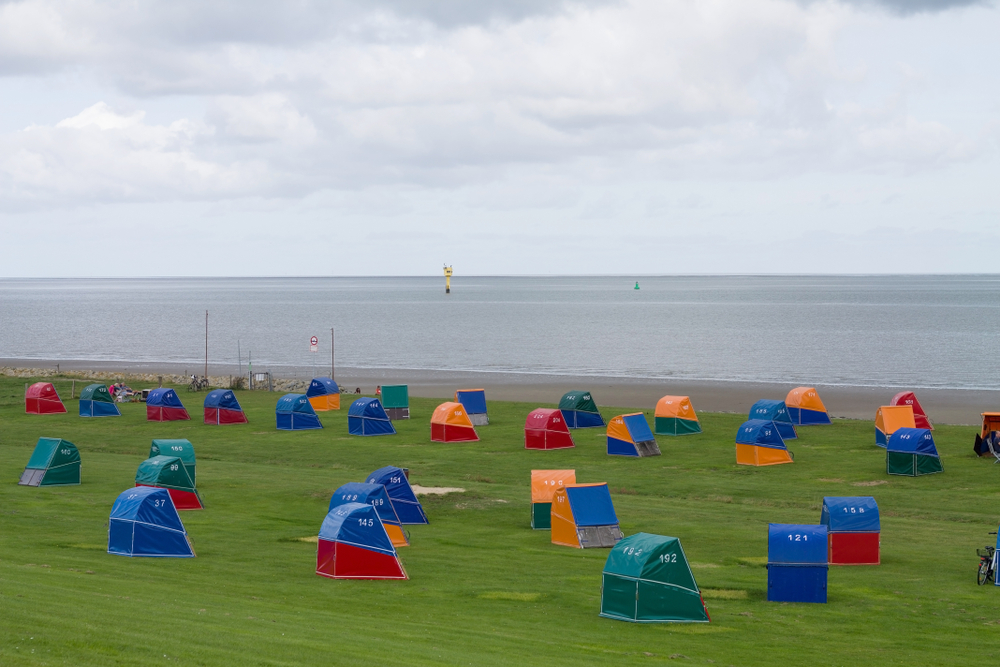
[{"left": 3, "top": 357, "right": 997, "bottom": 425}]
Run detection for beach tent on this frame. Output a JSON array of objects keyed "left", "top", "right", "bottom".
[
  {"left": 785, "top": 387, "right": 832, "bottom": 425},
  {"left": 559, "top": 391, "right": 605, "bottom": 428},
  {"left": 524, "top": 409, "right": 575, "bottom": 450},
  {"left": 455, "top": 389, "right": 489, "bottom": 426},
  {"left": 749, "top": 400, "right": 797, "bottom": 440},
  {"left": 203, "top": 389, "right": 248, "bottom": 425},
  {"left": 886, "top": 427, "right": 943, "bottom": 476},
  {"left": 18, "top": 437, "right": 81, "bottom": 487},
  {"left": 316, "top": 502, "right": 407, "bottom": 580},
  {"left": 382, "top": 385, "right": 410, "bottom": 420},
  {"left": 607, "top": 413, "right": 660, "bottom": 457},
  {"left": 820, "top": 496, "right": 880, "bottom": 565},
  {"left": 976, "top": 412, "right": 1000, "bottom": 457},
  {"left": 600, "top": 533, "right": 710, "bottom": 623},
  {"left": 79, "top": 383, "right": 121, "bottom": 418},
  {"left": 981, "top": 413, "right": 1000, "bottom": 439},
  {"left": 276, "top": 394, "right": 323, "bottom": 430},
  {"left": 330, "top": 482, "right": 408, "bottom": 547},
  {"left": 25, "top": 382, "right": 66, "bottom": 415},
  {"left": 551, "top": 483, "right": 623, "bottom": 549},
  {"left": 531, "top": 469, "right": 576, "bottom": 529},
  {"left": 366, "top": 466, "right": 428, "bottom": 525},
  {"left": 348, "top": 398, "right": 396, "bottom": 436},
  {"left": 108, "top": 487, "right": 194, "bottom": 558},
  {"left": 306, "top": 377, "right": 341, "bottom": 412},
  {"left": 654, "top": 396, "right": 702, "bottom": 436},
  {"left": 430, "top": 402, "right": 479, "bottom": 442},
  {"left": 145, "top": 388, "right": 190, "bottom": 422},
  {"left": 135, "top": 455, "right": 203, "bottom": 510},
  {"left": 767, "top": 524, "right": 828, "bottom": 603},
  {"left": 735, "top": 420, "right": 793, "bottom": 466},
  {"left": 875, "top": 405, "right": 915, "bottom": 448},
  {"left": 149, "top": 439, "right": 196, "bottom": 483},
  {"left": 891, "top": 391, "right": 932, "bottom": 430}
]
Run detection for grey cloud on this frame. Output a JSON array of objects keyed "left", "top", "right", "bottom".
[{"left": 831, "top": 0, "right": 991, "bottom": 13}]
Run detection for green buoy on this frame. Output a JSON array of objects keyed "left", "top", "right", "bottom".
[{"left": 634, "top": 282, "right": 640, "bottom": 290}]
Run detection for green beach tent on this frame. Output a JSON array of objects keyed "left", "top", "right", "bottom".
[
  {"left": 149, "top": 439, "right": 196, "bottom": 483},
  {"left": 79, "top": 383, "right": 121, "bottom": 417},
  {"left": 382, "top": 385, "right": 409, "bottom": 420},
  {"left": 136, "top": 455, "right": 203, "bottom": 510},
  {"left": 886, "top": 428, "right": 943, "bottom": 477},
  {"left": 559, "top": 390, "right": 605, "bottom": 428},
  {"left": 19, "top": 437, "right": 81, "bottom": 487},
  {"left": 600, "top": 533, "right": 710, "bottom": 623}
]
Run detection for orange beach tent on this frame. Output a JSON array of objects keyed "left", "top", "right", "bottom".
[
  {"left": 875, "top": 405, "right": 915, "bottom": 448},
  {"left": 551, "top": 483, "right": 623, "bottom": 549},
  {"left": 430, "top": 402, "right": 479, "bottom": 442},
  {"left": 654, "top": 396, "right": 702, "bottom": 436},
  {"left": 981, "top": 413, "right": 1000, "bottom": 439},
  {"left": 530, "top": 470, "right": 576, "bottom": 529},
  {"left": 785, "top": 387, "right": 832, "bottom": 425}
]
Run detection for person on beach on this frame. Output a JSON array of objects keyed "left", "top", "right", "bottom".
[{"left": 376, "top": 385, "right": 381, "bottom": 396}]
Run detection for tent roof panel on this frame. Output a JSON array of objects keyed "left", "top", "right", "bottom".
[
  {"left": 768, "top": 524, "right": 828, "bottom": 564},
  {"left": 820, "top": 496, "right": 880, "bottom": 532},
  {"left": 306, "top": 377, "right": 340, "bottom": 397},
  {"left": 559, "top": 390, "right": 600, "bottom": 413},
  {"left": 565, "top": 483, "right": 618, "bottom": 527},
  {"left": 319, "top": 502, "right": 396, "bottom": 556},
  {"left": 530, "top": 469, "right": 577, "bottom": 503},
  {"left": 654, "top": 396, "right": 697, "bottom": 421},
  {"left": 887, "top": 428, "right": 939, "bottom": 456}
]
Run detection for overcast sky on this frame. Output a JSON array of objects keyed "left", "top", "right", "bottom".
[{"left": 1, "top": 0, "right": 997, "bottom": 276}]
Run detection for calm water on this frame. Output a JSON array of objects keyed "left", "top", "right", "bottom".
[{"left": 0, "top": 275, "right": 998, "bottom": 389}]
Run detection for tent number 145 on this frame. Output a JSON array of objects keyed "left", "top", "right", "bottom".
[{"left": 358, "top": 518, "right": 374, "bottom": 527}]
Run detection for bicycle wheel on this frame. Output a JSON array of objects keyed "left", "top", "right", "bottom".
[{"left": 978, "top": 561, "right": 990, "bottom": 586}]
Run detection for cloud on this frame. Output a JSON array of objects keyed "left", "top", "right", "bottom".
[{"left": 835, "top": 0, "right": 991, "bottom": 14}]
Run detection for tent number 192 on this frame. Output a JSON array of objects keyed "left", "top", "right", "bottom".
[
  {"left": 788, "top": 534, "right": 808, "bottom": 541},
  {"left": 659, "top": 554, "right": 677, "bottom": 564}
]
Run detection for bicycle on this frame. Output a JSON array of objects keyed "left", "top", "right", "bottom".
[{"left": 977, "top": 532, "right": 998, "bottom": 586}]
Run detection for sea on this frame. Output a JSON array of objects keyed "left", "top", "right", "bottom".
[{"left": 0, "top": 275, "right": 998, "bottom": 390}]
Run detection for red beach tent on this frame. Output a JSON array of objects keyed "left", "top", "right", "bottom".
[
  {"left": 524, "top": 409, "right": 575, "bottom": 450},
  {"left": 890, "top": 392, "right": 932, "bottom": 430},
  {"left": 25, "top": 382, "right": 67, "bottom": 414}
]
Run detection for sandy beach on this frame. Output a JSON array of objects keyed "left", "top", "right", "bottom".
[{"left": 4, "top": 357, "right": 996, "bottom": 425}]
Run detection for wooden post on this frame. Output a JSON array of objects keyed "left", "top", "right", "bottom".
[
  {"left": 71, "top": 379, "right": 75, "bottom": 399},
  {"left": 204, "top": 310, "right": 209, "bottom": 381}
]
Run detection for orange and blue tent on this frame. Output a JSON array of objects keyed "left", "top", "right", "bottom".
[
  {"left": 735, "top": 420, "right": 792, "bottom": 466},
  {"left": 749, "top": 400, "right": 797, "bottom": 440},
  {"left": 366, "top": 466, "right": 428, "bottom": 525},
  {"left": 890, "top": 391, "right": 932, "bottom": 430},
  {"left": 551, "top": 483, "right": 623, "bottom": 548},
  {"left": 204, "top": 389, "right": 248, "bottom": 424},
  {"left": 607, "top": 413, "right": 660, "bottom": 457},
  {"left": 430, "top": 402, "right": 478, "bottom": 442},
  {"left": 530, "top": 469, "right": 576, "bottom": 529},
  {"left": 316, "top": 503, "right": 407, "bottom": 580},
  {"left": 330, "top": 482, "right": 408, "bottom": 547},
  {"left": 525, "top": 409, "right": 575, "bottom": 450},
  {"left": 307, "top": 377, "right": 341, "bottom": 411},
  {"left": 875, "top": 405, "right": 915, "bottom": 448},
  {"left": 654, "top": 396, "right": 701, "bottom": 436},
  {"left": 455, "top": 389, "right": 489, "bottom": 426},
  {"left": 26, "top": 382, "right": 66, "bottom": 415},
  {"left": 348, "top": 398, "right": 396, "bottom": 436},
  {"left": 785, "top": 387, "right": 831, "bottom": 425},
  {"left": 276, "top": 394, "right": 323, "bottom": 430}
]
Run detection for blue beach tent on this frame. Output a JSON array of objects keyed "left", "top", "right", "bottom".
[
  {"left": 820, "top": 497, "right": 880, "bottom": 534},
  {"left": 366, "top": 466, "right": 428, "bottom": 525},
  {"left": 348, "top": 398, "right": 396, "bottom": 436},
  {"left": 203, "top": 389, "right": 248, "bottom": 424},
  {"left": 607, "top": 413, "right": 660, "bottom": 457},
  {"left": 329, "top": 482, "right": 407, "bottom": 547},
  {"left": 455, "top": 389, "right": 489, "bottom": 426},
  {"left": 107, "top": 486, "right": 195, "bottom": 558},
  {"left": 749, "top": 400, "right": 797, "bottom": 440},
  {"left": 886, "top": 427, "right": 943, "bottom": 476},
  {"left": 767, "top": 524, "right": 828, "bottom": 603},
  {"left": 275, "top": 394, "right": 323, "bottom": 431}
]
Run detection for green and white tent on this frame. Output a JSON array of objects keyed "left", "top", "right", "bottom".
[
  {"left": 600, "top": 533, "right": 710, "bottom": 623},
  {"left": 19, "top": 437, "right": 81, "bottom": 487},
  {"left": 149, "top": 439, "right": 196, "bottom": 483}
]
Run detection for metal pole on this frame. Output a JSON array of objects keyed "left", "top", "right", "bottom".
[
  {"left": 331, "top": 327, "right": 335, "bottom": 380},
  {"left": 204, "top": 310, "right": 209, "bottom": 381}
]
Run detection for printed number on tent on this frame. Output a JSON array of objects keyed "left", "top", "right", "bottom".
[
  {"left": 359, "top": 518, "right": 374, "bottom": 527},
  {"left": 788, "top": 534, "right": 809, "bottom": 541},
  {"left": 659, "top": 554, "right": 677, "bottom": 563}
]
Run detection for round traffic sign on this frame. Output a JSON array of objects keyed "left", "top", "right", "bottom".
[{"left": 310, "top": 336, "right": 318, "bottom": 346}]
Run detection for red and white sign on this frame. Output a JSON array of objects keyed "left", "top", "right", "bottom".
[{"left": 310, "top": 336, "right": 318, "bottom": 353}]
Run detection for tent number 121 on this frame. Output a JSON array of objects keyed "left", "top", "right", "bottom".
[{"left": 788, "top": 534, "right": 808, "bottom": 541}]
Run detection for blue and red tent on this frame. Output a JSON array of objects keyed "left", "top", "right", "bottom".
[
  {"left": 146, "top": 388, "right": 190, "bottom": 422},
  {"left": 204, "top": 389, "right": 248, "bottom": 425},
  {"left": 316, "top": 503, "right": 407, "bottom": 579}
]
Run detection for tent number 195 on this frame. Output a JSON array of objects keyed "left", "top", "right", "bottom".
[
  {"left": 659, "top": 554, "right": 677, "bottom": 563},
  {"left": 788, "top": 534, "right": 808, "bottom": 541},
  {"left": 358, "top": 518, "right": 374, "bottom": 527}
]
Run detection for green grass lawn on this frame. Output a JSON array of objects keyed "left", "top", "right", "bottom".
[{"left": 2, "top": 375, "right": 999, "bottom": 666}]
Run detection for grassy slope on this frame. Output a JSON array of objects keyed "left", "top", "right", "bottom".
[{"left": 1, "top": 375, "right": 999, "bottom": 666}]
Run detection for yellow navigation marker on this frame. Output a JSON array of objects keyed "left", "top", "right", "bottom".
[{"left": 444, "top": 265, "right": 453, "bottom": 294}]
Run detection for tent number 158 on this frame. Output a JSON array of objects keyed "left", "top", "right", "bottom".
[
  {"left": 843, "top": 507, "right": 864, "bottom": 513},
  {"left": 659, "top": 554, "right": 677, "bottom": 564}
]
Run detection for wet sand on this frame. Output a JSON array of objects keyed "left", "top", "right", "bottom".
[{"left": 5, "top": 357, "right": 997, "bottom": 425}]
